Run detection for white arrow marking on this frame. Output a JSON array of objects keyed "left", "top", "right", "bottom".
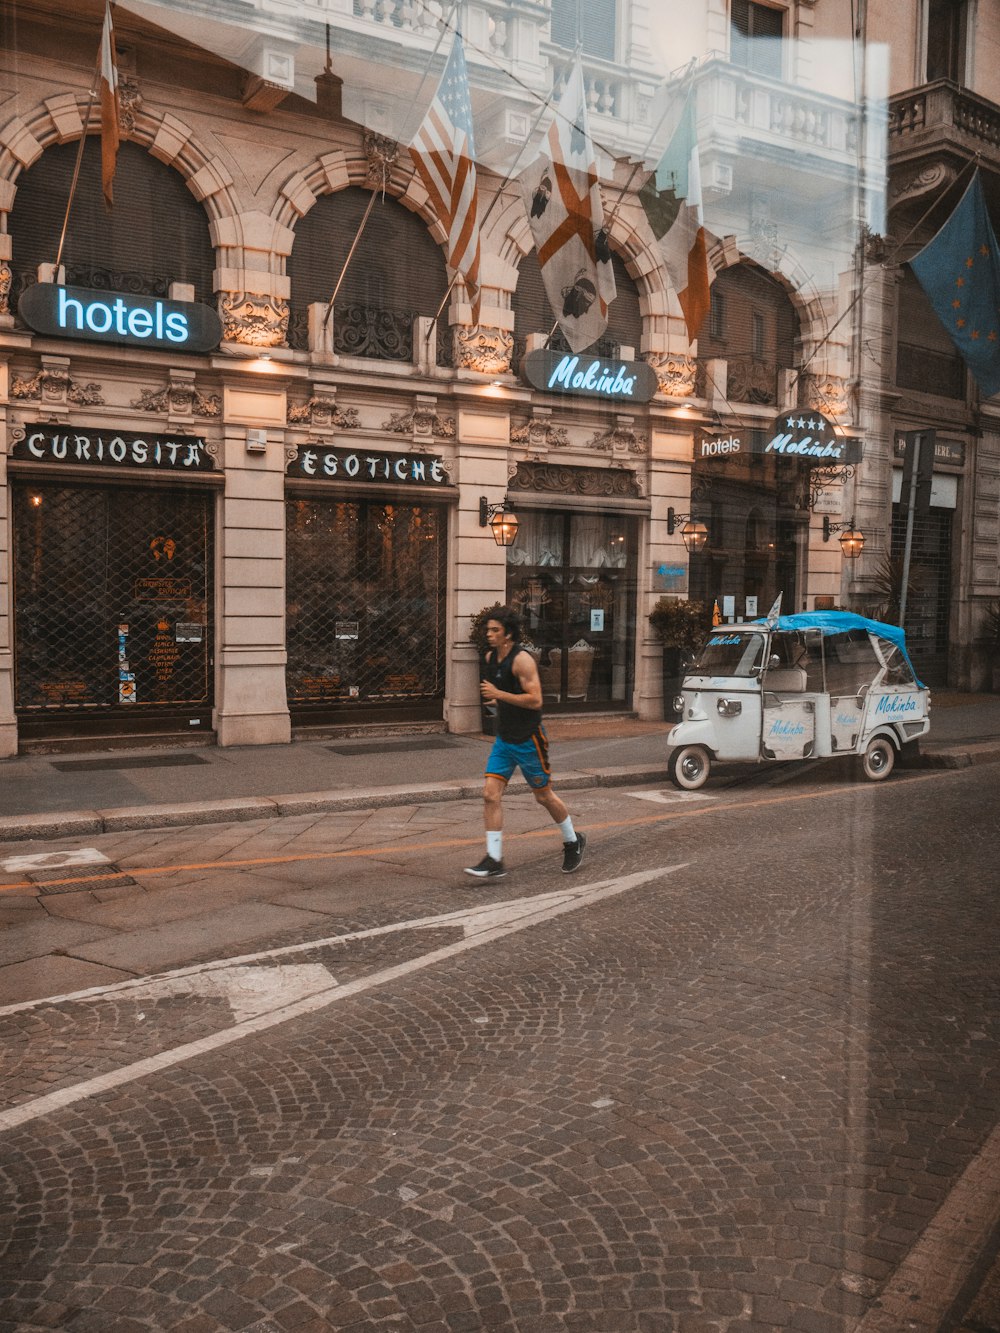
[
  {"left": 1, "top": 847, "right": 111, "bottom": 873},
  {"left": 103, "top": 963, "right": 337, "bottom": 1023},
  {"left": 628, "top": 790, "right": 717, "bottom": 804},
  {"left": 0, "top": 865, "right": 685, "bottom": 1133}
]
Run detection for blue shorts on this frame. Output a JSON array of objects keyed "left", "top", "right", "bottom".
[{"left": 485, "top": 727, "right": 551, "bottom": 789}]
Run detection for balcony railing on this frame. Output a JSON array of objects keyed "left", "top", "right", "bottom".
[
  {"left": 693, "top": 55, "right": 860, "bottom": 161},
  {"left": 697, "top": 354, "right": 780, "bottom": 406},
  {"left": 888, "top": 80, "right": 1000, "bottom": 157},
  {"left": 288, "top": 302, "right": 453, "bottom": 366}
]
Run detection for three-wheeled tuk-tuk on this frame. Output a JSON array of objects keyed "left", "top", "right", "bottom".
[{"left": 666, "top": 611, "right": 930, "bottom": 790}]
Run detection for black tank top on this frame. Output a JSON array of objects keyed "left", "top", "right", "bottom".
[{"left": 485, "top": 646, "right": 542, "bottom": 743}]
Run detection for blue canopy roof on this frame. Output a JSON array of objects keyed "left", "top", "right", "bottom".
[
  {"left": 748, "top": 610, "right": 923, "bottom": 685},
  {"left": 751, "top": 610, "right": 907, "bottom": 648}
]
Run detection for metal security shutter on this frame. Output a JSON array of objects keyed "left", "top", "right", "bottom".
[
  {"left": 514, "top": 251, "right": 642, "bottom": 357},
  {"left": 8, "top": 140, "right": 215, "bottom": 311},
  {"left": 287, "top": 187, "right": 449, "bottom": 352}
]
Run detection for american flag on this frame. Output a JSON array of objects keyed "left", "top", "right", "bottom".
[
  {"left": 410, "top": 34, "right": 482, "bottom": 325},
  {"left": 99, "top": 0, "right": 120, "bottom": 209}
]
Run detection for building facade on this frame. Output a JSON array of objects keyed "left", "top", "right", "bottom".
[{"left": 1, "top": 0, "right": 998, "bottom": 756}]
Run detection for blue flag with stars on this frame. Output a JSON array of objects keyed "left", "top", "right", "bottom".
[{"left": 909, "top": 171, "right": 1000, "bottom": 399}]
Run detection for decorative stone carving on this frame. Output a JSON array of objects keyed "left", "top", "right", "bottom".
[
  {"left": 889, "top": 161, "right": 956, "bottom": 208},
  {"left": 511, "top": 416, "right": 569, "bottom": 454},
  {"left": 221, "top": 293, "right": 289, "bottom": 347},
  {"left": 0, "top": 261, "right": 11, "bottom": 316},
  {"left": 510, "top": 460, "right": 642, "bottom": 499},
  {"left": 454, "top": 326, "right": 513, "bottom": 374},
  {"left": 287, "top": 396, "right": 360, "bottom": 429},
  {"left": 131, "top": 383, "right": 221, "bottom": 417},
  {"left": 587, "top": 419, "right": 647, "bottom": 456},
  {"left": 118, "top": 76, "right": 143, "bottom": 137},
  {"left": 11, "top": 365, "right": 105, "bottom": 407},
  {"left": 644, "top": 352, "right": 697, "bottom": 398},
  {"left": 801, "top": 372, "right": 850, "bottom": 419},
  {"left": 382, "top": 406, "right": 456, "bottom": 439},
  {"left": 365, "top": 131, "right": 399, "bottom": 188}
]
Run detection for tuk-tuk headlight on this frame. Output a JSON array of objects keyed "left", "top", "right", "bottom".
[
  {"left": 672, "top": 694, "right": 685, "bottom": 714},
  {"left": 717, "top": 698, "right": 742, "bottom": 717}
]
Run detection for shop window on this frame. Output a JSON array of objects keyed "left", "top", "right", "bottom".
[
  {"left": 550, "top": 0, "right": 617, "bottom": 61},
  {"left": 730, "top": 0, "right": 784, "bottom": 80},
  {"left": 513, "top": 251, "right": 642, "bottom": 362},
  {"left": 505, "top": 509, "right": 637, "bottom": 709},
  {"left": 285, "top": 497, "right": 447, "bottom": 720},
  {"left": 287, "top": 187, "right": 449, "bottom": 358},
  {"left": 926, "top": 0, "right": 969, "bottom": 84},
  {"left": 896, "top": 268, "right": 965, "bottom": 398},
  {"left": 12, "top": 482, "right": 213, "bottom": 727},
  {"left": 7, "top": 140, "right": 215, "bottom": 315}
]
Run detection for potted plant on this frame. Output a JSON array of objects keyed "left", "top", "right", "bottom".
[{"left": 648, "top": 597, "right": 711, "bottom": 720}]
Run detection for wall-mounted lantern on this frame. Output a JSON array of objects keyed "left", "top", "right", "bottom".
[
  {"left": 479, "top": 496, "right": 519, "bottom": 547},
  {"left": 667, "top": 507, "right": 709, "bottom": 553}
]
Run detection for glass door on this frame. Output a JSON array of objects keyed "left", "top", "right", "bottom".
[{"left": 506, "top": 510, "right": 637, "bottom": 709}]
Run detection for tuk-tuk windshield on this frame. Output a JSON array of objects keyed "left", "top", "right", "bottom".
[{"left": 690, "top": 632, "right": 765, "bottom": 677}]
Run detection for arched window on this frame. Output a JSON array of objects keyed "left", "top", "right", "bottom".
[
  {"left": 287, "top": 187, "right": 449, "bottom": 360},
  {"left": 513, "top": 251, "right": 642, "bottom": 360},
  {"left": 695, "top": 261, "right": 798, "bottom": 405},
  {"left": 8, "top": 139, "right": 215, "bottom": 314}
]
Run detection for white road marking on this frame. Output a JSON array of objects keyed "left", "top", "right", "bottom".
[
  {"left": 1, "top": 847, "right": 111, "bottom": 873},
  {"left": 87, "top": 963, "right": 338, "bottom": 1023},
  {"left": 627, "top": 790, "right": 717, "bottom": 804},
  {"left": 0, "top": 865, "right": 683, "bottom": 1133}
]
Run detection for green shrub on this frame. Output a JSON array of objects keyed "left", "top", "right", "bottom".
[{"left": 648, "top": 597, "right": 711, "bottom": 652}]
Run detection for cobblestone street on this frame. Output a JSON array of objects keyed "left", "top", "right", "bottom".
[{"left": 1, "top": 766, "right": 998, "bottom": 1331}]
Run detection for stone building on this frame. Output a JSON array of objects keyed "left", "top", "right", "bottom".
[{"left": 0, "top": 0, "right": 997, "bottom": 755}]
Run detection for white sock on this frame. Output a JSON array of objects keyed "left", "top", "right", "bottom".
[
  {"left": 558, "top": 816, "right": 576, "bottom": 844},
  {"left": 487, "top": 831, "right": 502, "bottom": 861}
]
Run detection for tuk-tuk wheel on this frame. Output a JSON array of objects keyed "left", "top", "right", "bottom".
[
  {"left": 669, "top": 744, "right": 711, "bottom": 790},
  {"left": 859, "top": 735, "right": 895, "bottom": 782}
]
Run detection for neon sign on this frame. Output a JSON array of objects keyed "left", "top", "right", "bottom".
[
  {"left": 18, "top": 283, "right": 223, "bottom": 353},
  {"left": 523, "top": 349, "right": 658, "bottom": 402}
]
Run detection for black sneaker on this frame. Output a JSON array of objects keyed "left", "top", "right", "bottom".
[
  {"left": 464, "top": 855, "right": 506, "bottom": 879},
  {"left": 561, "top": 832, "right": 587, "bottom": 874}
]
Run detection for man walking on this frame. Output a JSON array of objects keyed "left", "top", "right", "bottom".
[{"left": 465, "top": 605, "right": 587, "bottom": 880}]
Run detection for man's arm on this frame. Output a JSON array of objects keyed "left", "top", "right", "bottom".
[{"left": 479, "top": 648, "right": 543, "bottom": 710}]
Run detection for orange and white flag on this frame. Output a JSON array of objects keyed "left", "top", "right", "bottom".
[
  {"left": 520, "top": 57, "right": 616, "bottom": 353},
  {"left": 99, "top": 1, "right": 120, "bottom": 208}
]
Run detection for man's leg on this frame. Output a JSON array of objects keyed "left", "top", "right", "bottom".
[
  {"left": 465, "top": 768, "right": 509, "bottom": 879},
  {"left": 531, "top": 783, "right": 588, "bottom": 875}
]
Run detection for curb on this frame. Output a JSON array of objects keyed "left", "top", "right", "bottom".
[
  {"left": 0, "top": 765, "right": 671, "bottom": 845},
  {"left": 0, "top": 749, "right": 995, "bottom": 845}
]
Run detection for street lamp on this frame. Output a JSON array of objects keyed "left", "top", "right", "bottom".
[
  {"left": 823, "top": 515, "right": 865, "bottom": 559},
  {"left": 667, "top": 507, "right": 709, "bottom": 553},
  {"left": 479, "top": 496, "right": 520, "bottom": 547}
]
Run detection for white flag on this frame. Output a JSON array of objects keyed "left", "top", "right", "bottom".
[{"left": 520, "top": 58, "right": 616, "bottom": 353}]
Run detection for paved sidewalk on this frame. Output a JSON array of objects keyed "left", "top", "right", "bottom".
[{"left": 1, "top": 691, "right": 999, "bottom": 843}]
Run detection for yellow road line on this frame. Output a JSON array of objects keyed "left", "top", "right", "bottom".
[{"left": 0, "top": 771, "right": 941, "bottom": 896}]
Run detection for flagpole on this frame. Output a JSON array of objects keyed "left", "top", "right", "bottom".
[
  {"left": 423, "top": 89, "right": 556, "bottom": 344},
  {"left": 603, "top": 59, "right": 697, "bottom": 233},
  {"left": 321, "top": 0, "right": 461, "bottom": 333},
  {"left": 53, "top": 49, "right": 102, "bottom": 272}
]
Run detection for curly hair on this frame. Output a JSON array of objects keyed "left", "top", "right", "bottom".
[{"left": 486, "top": 604, "right": 523, "bottom": 643}]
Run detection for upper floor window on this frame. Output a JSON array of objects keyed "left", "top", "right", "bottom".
[
  {"left": 730, "top": 0, "right": 784, "bottom": 80},
  {"left": 7, "top": 139, "right": 215, "bottom": 315},
  {"left": 751, "top": 310, "right": 766, "bottom": 358},
  {"left": 514, "top": 250, "right": 642, "bottom": 360},
  {"left": 926, "top": 0, "right": 969, "bottom": 84},
  {"left": 709, "top": 288, "right": 726, "bottom": 341},
  {"left": 550, "top": 0, "right": 617, "bottom": 62},
  {"left": 287, "top": 187, "right": 448, "bottom": 359}
]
